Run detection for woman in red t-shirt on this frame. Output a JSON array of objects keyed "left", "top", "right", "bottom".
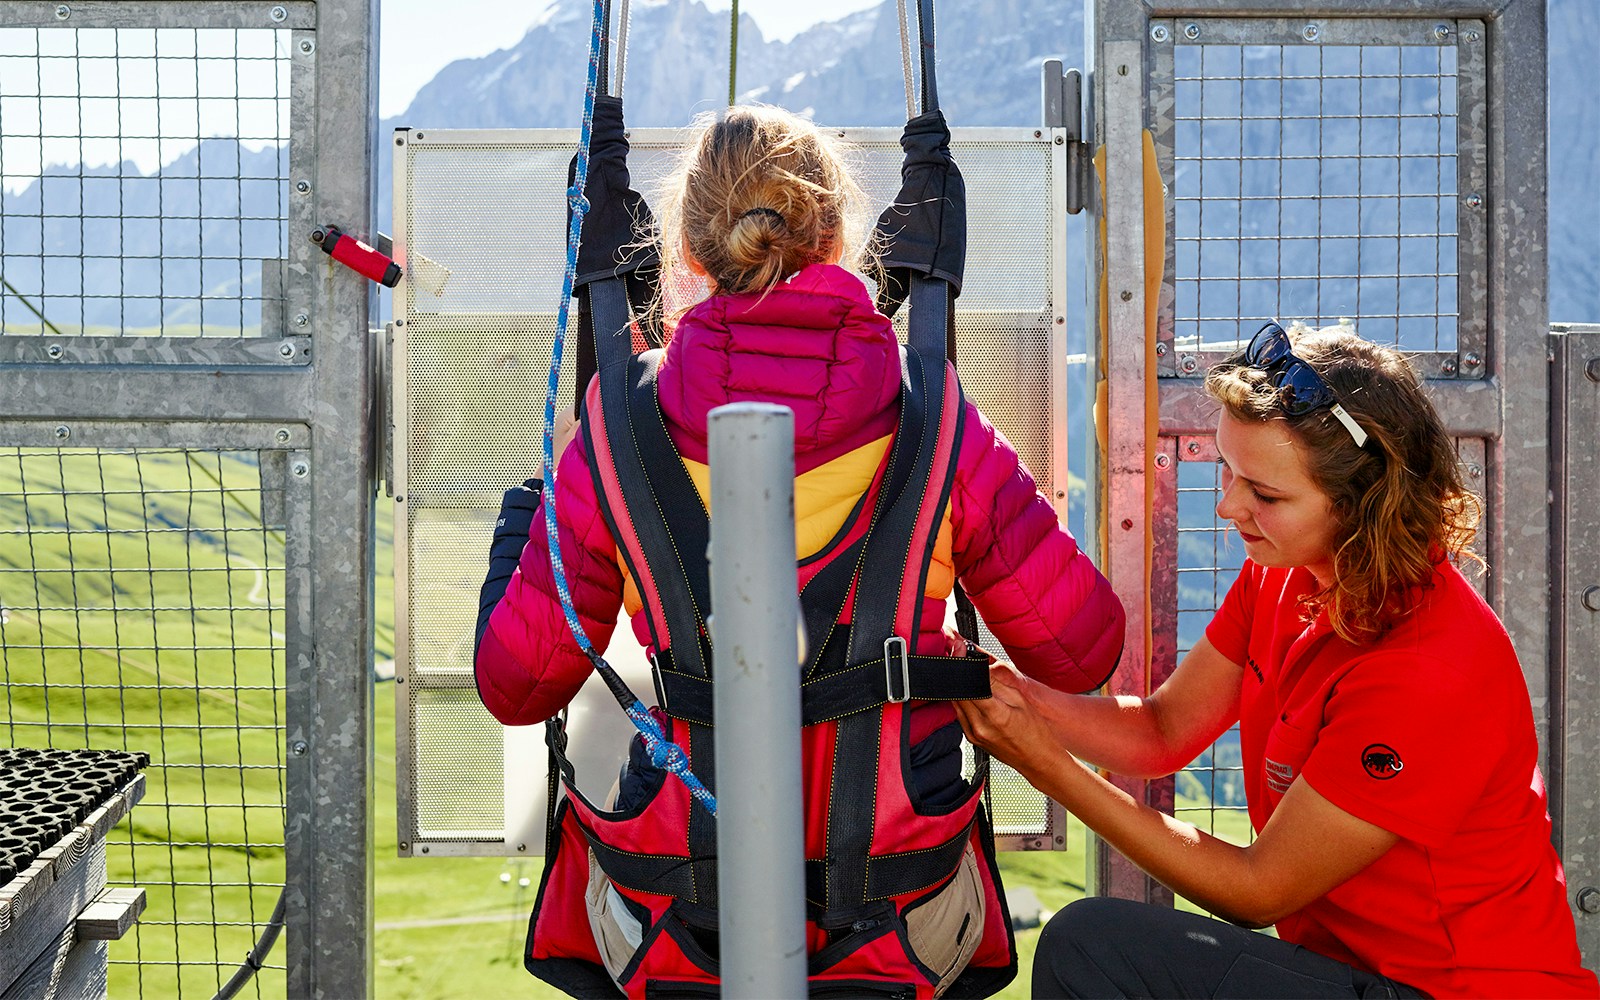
[{"left": 957, "top": 324, "right": 1599, "bottom": 999}]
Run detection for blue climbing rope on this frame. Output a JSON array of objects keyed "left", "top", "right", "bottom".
[{"left": 544, "top": 0, "right": 717, "bottom": 816}]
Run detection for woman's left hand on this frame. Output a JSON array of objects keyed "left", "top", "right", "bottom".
[{"left": 954, "top": 662, "right": 1060, "bottom": 780}]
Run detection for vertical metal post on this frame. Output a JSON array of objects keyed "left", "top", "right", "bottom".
[
  {"left": 285, "top": 0, "right": 379, "bottom": 994},
  {"left": 708, "top": 403, "right": 806, "bottom": 998}
]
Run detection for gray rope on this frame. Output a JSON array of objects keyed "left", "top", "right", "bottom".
[
  {"left": 615, "top": 0, "right": 631, "bottom": 99},
  {"left": 209, "top": 886, "right": 286, "bottom": 1000},
  {"left": 896, "top": 0, "right": 915, "bottom": 120}
]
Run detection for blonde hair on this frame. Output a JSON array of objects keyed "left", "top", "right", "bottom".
[
  {"left": 653, "top": 105, "right": 874, "bottom": 302},
  {"left": 1205, "top": 326, "right": 1483, "bottom": 643}
]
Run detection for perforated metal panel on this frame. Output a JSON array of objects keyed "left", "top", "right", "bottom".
[{"left": 393, "top": 126, "right": 1073, "bottom": 855}]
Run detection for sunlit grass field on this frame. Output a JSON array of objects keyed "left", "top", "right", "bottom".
[{"left": 1, "top": 449, "right": 1252, "bottom": 998}]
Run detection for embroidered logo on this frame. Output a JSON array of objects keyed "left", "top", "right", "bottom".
[
  {"left": 1264, "top": 757, "right": 1295, "bottom": 794},
  {"left": 1361, "top": 744, "right": 1404, "bottom": 780}
]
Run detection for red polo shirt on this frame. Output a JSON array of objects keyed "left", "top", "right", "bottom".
[{"left": 1207, "top": 559, "right": 1598, "bottom": 999}]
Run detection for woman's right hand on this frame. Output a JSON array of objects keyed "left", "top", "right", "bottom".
[{"left": 954, "top": 662, "right": 1063, "bottom": 783}]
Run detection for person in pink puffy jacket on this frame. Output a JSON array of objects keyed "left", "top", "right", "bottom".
[{"left": 478, "top": 106, "right": 1123, "bottom": 746}]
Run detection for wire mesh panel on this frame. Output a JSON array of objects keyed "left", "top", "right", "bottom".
[
  {"left": 1156, "top": 18, "right": 1481, "bottom": 370},
  {"left": 0, "top": 23, "right": 292, "bottom": 337},
  {"left": 394, "top": 126, "right": 1074, "bottom": 855},
  {"left": 1170, "top": 439, "right": 1248, "bottom": 845},
  {"left": 0, "top": 446, "right": 287, "bottom": 998}
]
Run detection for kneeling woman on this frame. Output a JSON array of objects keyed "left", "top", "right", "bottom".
[{"left": 958, "top": 324, "right": 1598, "bottom": 998}]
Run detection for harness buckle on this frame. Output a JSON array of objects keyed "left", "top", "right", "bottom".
[
  {"left": 649, "top": 653, "right": 668, "bottom": 713},
  {"left": 883, "top": 636, "right": 911, "bottom": 704}
]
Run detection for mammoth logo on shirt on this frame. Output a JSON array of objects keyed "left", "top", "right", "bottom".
[{"left": 1361, "top": 743, "right": 1404, "bottom": 780}]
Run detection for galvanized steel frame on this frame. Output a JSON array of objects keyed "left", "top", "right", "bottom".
[
  {"left": 1091, "top": 0, "right": 1553, "bottom": 913},
  {"left": 1552, "top": 324, "right": 1600, "bottom": 958},
  {"left": 0, "top": 0, "right": 378, "bottom": 995}
]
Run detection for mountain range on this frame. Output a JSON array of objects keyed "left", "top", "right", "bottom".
[{"left": 0, "top": 0, "right": 1592, "bottom": 328}]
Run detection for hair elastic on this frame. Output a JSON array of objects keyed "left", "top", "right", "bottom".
[{"left": 739, "top": 207, "right": 786, "bottom": 224}]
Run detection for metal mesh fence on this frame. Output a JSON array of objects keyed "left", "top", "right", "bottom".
[
  {"left": 1170, "top": 34, "right": 1463, "bottom": 353},
  {"left": 0, "top": 26, "right": 291, "bottom": 337},
  {"left": 0, "top": 446, "right": 286, "bottom": 998}
]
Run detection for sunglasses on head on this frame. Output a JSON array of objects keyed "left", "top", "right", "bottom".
[{"left": 1243, "top": 321, "right": 1369, "bottom": 449}]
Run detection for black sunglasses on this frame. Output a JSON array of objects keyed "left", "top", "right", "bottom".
[{"left": 1242, "top": 322, "right": 1369, "bottom": 448}]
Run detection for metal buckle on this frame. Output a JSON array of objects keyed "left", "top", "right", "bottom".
[
  {"left": 883, "top": 636, "right": 911, "bottom": 704},
  {"left": 649, "top": 653, "right": 668, "bottom": 713}
]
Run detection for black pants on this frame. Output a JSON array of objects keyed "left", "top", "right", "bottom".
[{"left": 1033, "top": 897, "right": 1428, "bottom": 999}]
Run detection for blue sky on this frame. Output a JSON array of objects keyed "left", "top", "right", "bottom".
[{"left": 378, "top": 0, "right": 883, "bottom": 117}]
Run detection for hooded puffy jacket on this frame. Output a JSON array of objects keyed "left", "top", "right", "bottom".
[{"left": 477, "top": 263, "right": 1124, "bottom": 726}]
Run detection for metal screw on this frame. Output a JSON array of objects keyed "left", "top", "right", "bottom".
[
  {"left": 269, "top": 5, "right": 287, "bottom": 21},
  {"left": 54, "top": 4, "right": 70, "bottom": 19},
  {"left": 275, "top": 428, "right": 291, "bottom": 443},
  {"left": 420, "top": 846, "right": 430, "bottom": 854},
  {"left": 1463, "top": 351, "right": 1482, "bottom": 369},
  {"left": 414, "top": 132, "right": 425, "bottom": 141},
  {"left": 54, "top": 425, "right": 70, "bottom": 441},
  {"left": 1154, "top": 453, "right": 1172, "bottom": 470},
  {"left": 1180, "top": 354, "right": 1199, "bottom": 374},
  {"left": 1054, "top": 489, "right": 1065, "bottom": 499},
  {"left": 1155, "top": 342, "right": 1168, "bottom": 357},
  {"left": 279, "top": 341, "right": 296, "bottom": 359},
  {"left": 1186, "top": 440, "right": 1202, "bottom": 456},
  {"left": 396, "top": 136, "right": 406, "bottom": 146},
  {"left": 1120, "top": 518, "right": 1134, "bottom": 531},
  {"left": 1150, "top": 24, "right": 1169, "bottom": 43},
  {"left": 299, "top": 39, "right": 315, "bottom": 54},
  {"left": 517, "top": 843, "right": 527, "bottom": 852},
  {"left": 45, "top": 343, "right": 63, "bottom": 360},
  {"left": 399, "top": 841, "right": 409, "bottom": 851},
  {"left": 1119, "top": 290, "right": 1133, "bottom": 302},
  {"left": 291, "top": 460, "right": 309, "bottom": 478},
  {"left": 1441, "top": 356, "right": 1459, "bottom": 376},
  {"left": 294, "top": 313, "right": 309, "bottom": 328},
  {"left": 1578, "top": 886, "right": 1600, "bottom": 914},
  {"left": 1465, "top": 193, "right": 1483, "bottom": 209},
  {"left": 1053, "top": 135, "right": 1064, "bottom": 145},
  {"left": 1183, "top": 23, "right": 1200, "bottom": 40},
  {"left": 1583, "top": 588, "right": 1600, "bottom": 614},
  {"left": 1465, "top": 462, "right": 1482, "bottom": 480},
  {"left": 1117, "top": 65, "right": 1128, "bottom": 77},
  {"left": 1465, "top": 29, "right": 1481, "bottom": 42},
  {"left": 1433, "top": 23, "right": 1451, "bottom": 41},
  {"left": 1584, "top": 357, "right": 1600, "bottom": 383},
  {"left": 295, "top": 179, "right": 310, "bottom": 194},
  {"left": 1302, "top": 23, "right": 1320, "bottom": 42},
  {"left": 291, "top": 740, "right": 308, "bottom": 756}
]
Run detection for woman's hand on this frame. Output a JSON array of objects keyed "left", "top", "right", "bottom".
[
  {"left": 954, "top": 662, "right": 1062, "bottom": 781},
  {"left": 553, "top": 410, "right": 581, "bottom": 459}
]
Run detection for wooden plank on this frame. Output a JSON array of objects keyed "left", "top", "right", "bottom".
[
  {"left": 74, "top": 888, "right": 146, "bottom": 941},
  {"left": 0, "top": 929, "right": 108, "bottom": 1000},
  {"left": 0, "top": 843, "right": 103, "bottom": 995}
]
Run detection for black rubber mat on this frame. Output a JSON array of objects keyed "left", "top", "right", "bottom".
[{"left": 0, "top": 748, "right": 148, "bottom": 889}]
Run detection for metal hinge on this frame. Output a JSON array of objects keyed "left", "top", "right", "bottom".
[{"left": 1042, "top": 59, "right": 1091, "bottom": 216}]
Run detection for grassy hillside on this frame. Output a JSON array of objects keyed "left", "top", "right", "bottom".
[{"left": 1, "top": 450, "right": 1250, "bottom": 997}]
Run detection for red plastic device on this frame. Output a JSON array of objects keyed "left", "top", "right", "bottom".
[{"left": 310, "top": 225, "right": 401, "bottom": 287}]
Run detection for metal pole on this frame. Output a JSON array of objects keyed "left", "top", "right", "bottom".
[{"left": 708, "top": 402, "right": 806, "bottom": 998}]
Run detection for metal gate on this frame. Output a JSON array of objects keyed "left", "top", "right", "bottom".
[
  {"left": 0, "top": 1, "right": 376, "bottom": 994},
  {"left": 1090, "top": 0, "right": 1592, "bottom": 957},
  {"left": 391, "top": 123, "right": 1081, "bottom": 858}
]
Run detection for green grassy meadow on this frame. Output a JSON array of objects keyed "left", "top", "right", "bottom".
[{"left": 1, "top": 449, "right": 1252, "bottom": 998}]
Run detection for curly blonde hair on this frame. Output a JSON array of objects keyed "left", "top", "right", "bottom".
[
  {"left": 653, "top": 105, "right": 875, "bottom": 302},
  {"left": 1205, "top": 326, "right": 1483, "bottom": 643}
]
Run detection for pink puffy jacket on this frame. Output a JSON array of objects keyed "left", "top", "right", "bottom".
[{"left": 476, "top": 264, "right": 1124, "bottom": 726}]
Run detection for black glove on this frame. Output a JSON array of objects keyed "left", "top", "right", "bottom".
[{"left": 474, "top": 478, "right": 544, "bottom": 660}]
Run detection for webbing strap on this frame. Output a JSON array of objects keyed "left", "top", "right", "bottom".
[
  {"left": 653, "top": 650, "right": 989, "bottom": 728},
  {"left": 583, "top": 815, "right": 974, "bottom": 909}
]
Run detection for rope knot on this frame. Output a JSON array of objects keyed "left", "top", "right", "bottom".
[{"left": 567, "top": 186, "right": 590, "bottom": 214}]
